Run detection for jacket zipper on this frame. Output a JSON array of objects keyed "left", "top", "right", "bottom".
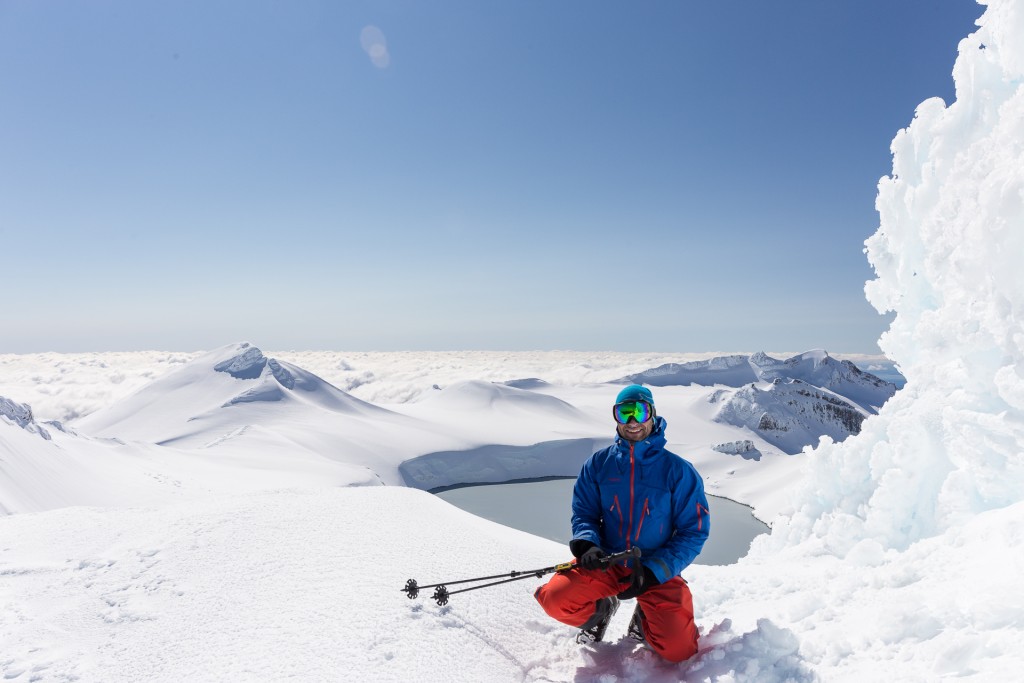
[{"left": 627, "top": 443, "right": 635, "bottom": 548}]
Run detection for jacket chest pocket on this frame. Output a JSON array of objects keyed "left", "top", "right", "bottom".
[
  {"left": 607, "top": 494, "right": 624, "bottom": 540},
  {"left": 634, "top": 489, "right": 671, "bottom": 547},
  {"left": 634, "top": 497, "right": 651, "bottom": 541}
]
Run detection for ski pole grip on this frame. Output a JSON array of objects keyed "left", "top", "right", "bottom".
[
  {"left": 601, "top": 546, "right": 641, "bottom": 567},
  {"left": 612, "top": 547, "right": 641, "bottom": 561},
  {"left": 621, "top": 546, "right": 641, "bottom": 563}
]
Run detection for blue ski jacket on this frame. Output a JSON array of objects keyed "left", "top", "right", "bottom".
[{"left": 571, "top": 417, "right": 710, "bottom": 584}]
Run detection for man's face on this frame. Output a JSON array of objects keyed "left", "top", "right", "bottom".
[
  {"left": 615, "top": 401, "right": 655, "bottom": 442},
  {"left": 617, "top": 417, "right": 654, "bottom": 442}
]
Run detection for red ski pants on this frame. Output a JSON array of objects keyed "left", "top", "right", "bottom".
[{"left": 534, "top": 563, "right": 698, "bottom": 663}]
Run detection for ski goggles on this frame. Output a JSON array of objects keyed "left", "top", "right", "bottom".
[{"left": 613, "top": 400, "right": 653, "bottom": 425}]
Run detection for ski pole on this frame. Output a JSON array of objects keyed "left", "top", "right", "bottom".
[{"left": 401, "top": 546, "right": 641, "bottom": 606}]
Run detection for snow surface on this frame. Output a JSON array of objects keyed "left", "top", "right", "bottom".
[{"left": 2, "top": 0, "right": 1024, "bottom": 679}]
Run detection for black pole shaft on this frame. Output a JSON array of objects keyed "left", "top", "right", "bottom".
[
  {"left": 403, "top": 546, "right": 641, "bottom": 596},
  {"left": 442, "top": 572, "right": 547, "bottom": 597},
  {"left": 405, "top": 564, "right": 566, "bottom": 592}
]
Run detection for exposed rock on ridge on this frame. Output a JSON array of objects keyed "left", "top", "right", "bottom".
[{"left": 1, "top": 396, "right": 52, "bottom": 440}]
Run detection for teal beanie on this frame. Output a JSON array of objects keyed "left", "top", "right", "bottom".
[{"left": 615, "top": 384, "right": 654, "bottom": 408}]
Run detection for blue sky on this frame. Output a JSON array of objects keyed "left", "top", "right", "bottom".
[{"left": 1, "top": 1, "right": 982, "bottom": 354}]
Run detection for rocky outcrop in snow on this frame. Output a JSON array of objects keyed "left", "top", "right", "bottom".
[
  {"left": 213, "top": 345, "right": 300, "bottom": 391},
  {"left": 712, "top": 439, "right": 761, "bottom": 460},
  {"left": 713, "top": 439, "right": 757, "bottom": 455},
  {"left": 213, "top": 344, "right": 268, "bottom": 380},
  {"left": 1, "top": 396, "right": 52, "bottom": 440}
]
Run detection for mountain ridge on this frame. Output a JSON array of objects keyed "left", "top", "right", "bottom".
[{"left": 619, "top": 350, "right": 897, "bottom": 453}]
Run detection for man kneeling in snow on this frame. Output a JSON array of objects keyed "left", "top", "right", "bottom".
[{"left": 534, "top": 385, "right": 709, "bottom": 662}]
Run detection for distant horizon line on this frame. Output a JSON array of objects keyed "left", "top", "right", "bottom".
[{"left": 0, "top": 345, "right": 891, "bottom": 359}]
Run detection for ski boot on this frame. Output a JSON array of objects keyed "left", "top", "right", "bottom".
[
  {"left": 576, "top": 596, "right": 619, "bottom": 644},
  {"left": 627, "top": 603, "right": 648, "bottom": 645}
]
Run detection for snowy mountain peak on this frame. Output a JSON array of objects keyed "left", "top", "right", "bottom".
[
  {"left": 793, "top": 349, "right": 830, "bottom": 365},
  {"left": 0, "top": 396, "right": 51, "bottom": 440},
  {"left": 73, "top": 342, "right": 384, "bottom": 445},
  {"left": 213, "top": 344, "right": 267, "bottom": 380}
]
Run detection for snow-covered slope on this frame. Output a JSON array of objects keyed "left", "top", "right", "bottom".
[
  {"left": 0, "top": 401, "right": 382, "bottom": 515},
  {"left": 0, "top": 487, "right": 814, "bottom": 683},
  {"left": 6, "top": 484, "right": 1020, "bottom": 682}
]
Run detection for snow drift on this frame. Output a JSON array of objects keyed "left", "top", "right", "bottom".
[
  {"left": 703, "top": 1, "right": 1024, "bottom": 679},
  {"left": 775, "top": 0, "right": 1024, "bottom": 553}
]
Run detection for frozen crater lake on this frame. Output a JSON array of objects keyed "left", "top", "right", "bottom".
[{"left": 435, "top": 477, "right": 769, "bottom": 566}]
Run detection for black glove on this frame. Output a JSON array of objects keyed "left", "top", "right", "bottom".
[
  {"left": 616, "top": 564, "right": 658, "bottom": 600},
  {"left": 570, "top": 540, "right": 609, "bottom": 571},
  {"left": 580, "top": 546, "right": 609, "bottom": 571}
]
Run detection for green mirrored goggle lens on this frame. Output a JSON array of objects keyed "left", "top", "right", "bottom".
[{"left": 613, "top": 401, "right": 652, "bottom": 424}]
